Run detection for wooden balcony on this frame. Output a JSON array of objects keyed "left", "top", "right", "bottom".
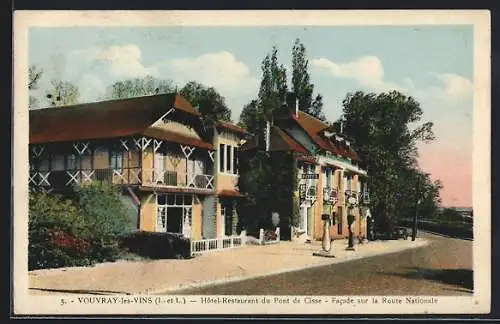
[{"left": 29, "top": 167, "right": 215, "bottom": 192}]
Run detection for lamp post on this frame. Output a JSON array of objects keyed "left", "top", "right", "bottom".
[
  {"left": 346, "top": 212, "right": 355, "bottom": 251},
  {"left": 313, "top": 213, "right": 335, "bottom": 258}
]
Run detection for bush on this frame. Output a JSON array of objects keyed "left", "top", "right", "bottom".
[
  {"left": 29, "top": 183, "right": 135, "bottom": 270},
  {"left": 28, "top": 192, "right": 94, "bottom": 270},
  {"left": 74, "top": 182, "right": 134, "bottom": 237},
  {"left": 119, "top": 231, "right": 191, "bottom": 259}
]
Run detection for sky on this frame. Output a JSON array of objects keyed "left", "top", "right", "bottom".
[{"left": 28, "top": 26, "right": 474, "bottom": 207}]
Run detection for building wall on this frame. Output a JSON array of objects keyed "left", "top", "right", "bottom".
[
  {"left": 139, "top": 193, "right": 156, "bottom": 232},
  {"left": 214, "top": 129, "right": 241, "bottom": 194},
  {"left": 191, "top": 196, "right": 202, "bottom": 240}
]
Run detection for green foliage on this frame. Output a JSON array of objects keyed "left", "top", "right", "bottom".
[
  {"left": 28, "top": 192, "right": 93, "bottom": 270},
  {"left": 28, "top": 182, "right": 134, "bottom": 270},
  {"left": 105, "top": 75, "right": 176, "bottom": 99},
  {"left": 340, "top": 90, "right": 440, "bottom": 232},
  {"left": 291, "top": 38, "right": 326, "bottom": 120},
  {"left": 238, "top": 100, "right": 260, "bottom": 135},
  {"left": 237, "top": 149, "right": 297, "bottom": 238},
  {"left": 179, "top": 81, "right": 232, "bottom": 122},
  {"left": 74, "top": 182, "right": 134, "bottom": 237},
  {"left": 46, "top": 80, "right": 80, "bottom": 106},
  {"left": 438, "top": 208, "right": 465, "bottom": 223}
]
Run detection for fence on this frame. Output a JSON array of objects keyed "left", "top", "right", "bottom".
[
  {"left": 190, "top": 234, "right": 245, "bottom": 256},
  {"left": 190, "top": 227, "right": 281, "bottom": 256}
]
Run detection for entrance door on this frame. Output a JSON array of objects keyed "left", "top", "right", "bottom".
[
  {"left": 299, "top": 206, "right": 307, "bottom": 232},
  {"left": 306, "top": 207, "right": 313, "bottom": 236},
  {"left": 166, "top": 207, "right": 183, "bottom": 233}
]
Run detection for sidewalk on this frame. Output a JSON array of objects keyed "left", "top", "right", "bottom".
[{"left": 29, "top": 237, "right": 429, "bottom": 296}]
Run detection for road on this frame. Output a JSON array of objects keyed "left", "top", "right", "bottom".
[{"left": 172, "top": 233, "right": 473, "bottom": 296}]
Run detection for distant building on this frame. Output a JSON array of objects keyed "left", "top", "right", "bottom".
[{"left": 240, "top": 96, "right": 370, "bottom": 242}]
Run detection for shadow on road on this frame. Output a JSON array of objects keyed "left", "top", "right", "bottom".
[
  {"left": 30, "top": 287, "right": 131, "bottom": 295},
  {"left": 378, "top": 267, "right": 473, "bottom": 292}
]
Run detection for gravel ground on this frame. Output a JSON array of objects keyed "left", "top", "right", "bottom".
[{"left": 171, "top": 233, "right": 473, "bottom": 296}]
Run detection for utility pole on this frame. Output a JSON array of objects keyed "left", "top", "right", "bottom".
[{"left": 411, "top": 178, "right": 419, "bottom": 241}]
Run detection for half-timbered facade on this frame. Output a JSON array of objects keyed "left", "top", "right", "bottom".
[{"left": 29, "top": 94, "right": 247, "bottom": 241}]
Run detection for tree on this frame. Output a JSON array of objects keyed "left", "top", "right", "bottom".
[
  {"left": 105, "top": 75, "right": 176, "bottom": 100},
  {"left": 340, "top": 90, "right": 438, "bottom": 233},
  {"left": 46, "top": 80, "right": 80, "bottom": 106},
  {"left": 291, "top": 38, "right": 326, "bottom": 120},
  {"left": 239, "top": 46, "right": 288, "bottom": 137},
  {"left": 238, "top": 100, "right": 259, "bottom": 135},
  {"left": 179, "top": 81, "right": 232, "bottom": 123},
  {"left": 28, "top": 65, "right": 44, "bottom": 109}
]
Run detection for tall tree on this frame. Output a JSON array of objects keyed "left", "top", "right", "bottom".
[
  {"left": 238, "top": 100, "right": 259, "bottom": 135},
  {"left": 46, "top": 80, "right": 80, "bottom": 107},
  {"left": 105, "top": 75, "right": 176, "bottom": 99},
  {"left": 179, "top": 81, "right": 232, "bottom": 123},
  {"left": 239, "top": 46, "right": 288, "bottom": 136},
  {"left": 340, "top": 90, "right": 437, "bottom": 233},
  {"left": 28, "top": 65, "right": 44, "bottom": 109},
  {"left": 291, "top": 38, "right": 326, "bottom": 120}
]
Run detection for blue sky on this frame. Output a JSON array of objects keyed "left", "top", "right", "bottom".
[{"left": 28, "top": 25, "right": 474, "bottom": 205}]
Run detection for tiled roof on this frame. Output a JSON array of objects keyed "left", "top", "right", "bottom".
[
  {"left": 272, "top": 126, "right": 308, "bottom": 154},
  {"left": 294, "top": 112, "right": 361, "bottom": 161},
  {"left": 216, "top": 120, "right": 248, "bottom": 135},
  {"left": 29, "top": 94, "right": 201, "bottom": 144}
]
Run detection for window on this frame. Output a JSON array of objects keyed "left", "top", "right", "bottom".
[
  {"left": 219, "top": 144, "right": 238, "bottom": 175},
  {"left": 325, "top": 168, "right": 332, "bottom": 187},
  {"left": 234, "top": 147, "right": 239, "bottom": 174},
  {"left": 227, "top": 145, "right": 233, "bottom": 174},
  {"left": 219, "top": 144, "right": 226, "bottom": 173},
  {"left": 66, "top": 154, "right": 78, "bottom": 170},
  {"left": 110, "top": 151, "right": 123, "bottom": 170}
]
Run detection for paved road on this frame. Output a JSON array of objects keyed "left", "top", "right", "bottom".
[{"left": 172, "top": 233, "right": 473, "bottom": 296}]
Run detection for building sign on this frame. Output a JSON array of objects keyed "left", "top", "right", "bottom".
[
  {"left": 301, "top": 174, "right": 319, "bottom": 179},
  {"left": 330, "top": 188, "right": 338, "bottom": 204},
  {"left": 299, "top": 184, "right": 307, "bottom": 200}
]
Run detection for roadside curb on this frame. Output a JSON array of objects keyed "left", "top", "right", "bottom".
[{"left": 150, "top": 239, "right": 430, "bottom": 295}]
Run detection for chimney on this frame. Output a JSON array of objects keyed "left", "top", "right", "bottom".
[
  {"left": 340, "top": 120, "right": 344, "bottom": 134},
  {"left": 265, "top": 121, "right": 271, "bottom": 152},
  {"left": 295, "top": 98, "right": 299, "bottom": 118}
]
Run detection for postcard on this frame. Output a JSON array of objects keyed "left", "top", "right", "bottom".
[{"left": 12, "top": 10, "right": 491, "bottom": 316}]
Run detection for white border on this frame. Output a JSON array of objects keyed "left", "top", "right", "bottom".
[{"left": 12, "top": 10, "right": 491, "bottom": 315}]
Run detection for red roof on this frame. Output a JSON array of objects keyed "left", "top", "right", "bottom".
[
  {"left": 29, "top": 94, "right": 202, "bottom": 144},
  {"left": 294, "top": 112, "right": 361, "bottom": 161},
  {"left": 272, "top": 126, "right": 308, "bottom": 154},
  {"left": 216, "top": 121, "right": 248, "bottom": 135}
]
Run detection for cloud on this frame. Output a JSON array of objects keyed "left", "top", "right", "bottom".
[
  {"left": 156, "top": 51, "right": 258, "bottom": 95},
  {"left": 427, "top": 72, "right": 474, "bottom": 103},
  {"left": 155, "top": 51, "right": 259, "bottom": 118},
  {"left": 311, "top": 56, "right": 473, "bottom": 106},
  {"left": 311, "top": 56, "right": 401, "bottom": 92}
]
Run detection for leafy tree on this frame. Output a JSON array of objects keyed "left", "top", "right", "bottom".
[
  {"left": 46, "top": 80, "right": 80, "bottom": 106},
  {"left": 238, "top": 46, "right": 288, "bottom": 137},
  {"left": 28, "top": 65, "right": 44, "bottom": 109},
  {"left": 238, "top": 100, "right": 259, "bottom": 135},
  {"left": 105, "top": 75, "right": 176, "bottom": 99},
  {"left": 340, "top": 90, "right": 438, "bottom": 233},
  {"left": 291, "top": 38, "right": 326, "bottom": 120},
  {"left": 179, "top": 81, "right": 232, "bottom": 123}
]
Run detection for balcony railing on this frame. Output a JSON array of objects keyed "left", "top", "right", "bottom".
[{"left": 30, "top": 167, "right": 214, "bottom": 191}]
